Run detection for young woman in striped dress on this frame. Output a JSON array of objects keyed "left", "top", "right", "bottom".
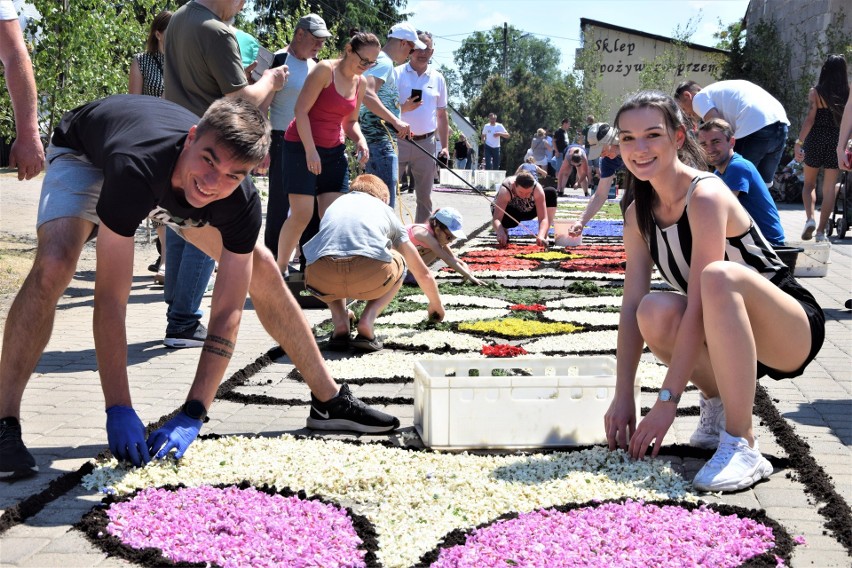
[{"left": 604, "top": 91, "right": 825, "bottom": 493}]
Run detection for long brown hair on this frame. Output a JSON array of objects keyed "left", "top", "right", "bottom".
[
  {"left": 146, "top": 10, "right": 172, "bottom": 55},
  {"left": 814, "top": 54, "right": 849, "bottom": 124},
  {"left": 614, "top": 90, "right": 706, "bottom": 241}
]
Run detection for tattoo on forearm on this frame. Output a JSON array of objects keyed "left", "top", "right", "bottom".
[{"left": 203, "top": 335, "right": 234, "bottom": 359}]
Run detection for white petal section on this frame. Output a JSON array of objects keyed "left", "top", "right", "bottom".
[
  {"left": 377, "top": 327, "right": 485, "bottom": 351},
  {"left": 523, "top": 330, "right": 619, "bottom": 353},
  {"left": 322, "top": 351, "right": 487, "bottom": 380},
  {"left": 545, "top": 309, "right": 620, "bottom": 326},
  {"left": 84, "top": 436, "right": 695, "bottom": 568},
  {"left": 376, "top": 307, "right": 510, "bottom": 326},
  {"left": 638, "top": 360, "right": 669, "bottom": 389},
  {"left": 547, "top": 296, "right": 622, "bottom": 309}
]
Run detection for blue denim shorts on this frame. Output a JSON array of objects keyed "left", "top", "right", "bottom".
[
  {"left": 37, "top": 145, "right": 102, "bottom": 230},
  {"left": 282, "top": 140, "right": 350, "bottom": 196}
]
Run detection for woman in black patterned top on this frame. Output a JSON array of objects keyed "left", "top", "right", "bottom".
[
  {"left": 130, "top": 10, "right": 172, "bottom": 277},
  {"left": 604, "top": 91, "right": 824, "bottom": 493},
  {"left": 129, "top": 10, "right": 171, "bottom": 98}
]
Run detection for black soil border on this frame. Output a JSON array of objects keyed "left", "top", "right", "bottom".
[
  {"left": 76, "top": 481, "right": 380, "bottom": 568},
  {"left": 753, "top": 383, "right": 852, "bottom": 555},
  {"left": 413, "top": 497, "right": 795, "bottom": 568}
]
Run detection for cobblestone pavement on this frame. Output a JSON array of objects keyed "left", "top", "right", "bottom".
[{"left": 1, "top": 171, "right": 850, "bottom": 566}]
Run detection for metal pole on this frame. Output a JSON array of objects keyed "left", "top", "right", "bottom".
[{"left": 502, "top": 22, "right": 508, "bottom": 79}]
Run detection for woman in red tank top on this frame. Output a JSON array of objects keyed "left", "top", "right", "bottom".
[{"left": 276, "top": 32, "right": 381, "bottom": 276}]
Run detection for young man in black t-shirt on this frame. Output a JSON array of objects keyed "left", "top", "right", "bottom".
[{"left": 0, "top": 95, "right": 399, "bottom": 481}]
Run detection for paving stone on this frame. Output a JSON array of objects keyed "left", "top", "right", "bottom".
[
  {"left": 0, "top": 538, "right": 51, "bottom": 563},
  {"left": 20, "top": 552, "right": 109, "bottom": 567},
  {"left": 40, "top": 531, "right": 103, "bottom": 554}
]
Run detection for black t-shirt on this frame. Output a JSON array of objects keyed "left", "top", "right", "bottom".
[
  {"left": 582, "top": 125, "right": 591, "bottom": 152},
  {"left": 454, "top": 140, "right": 469, "bottom": 159},
  {"left": 51, "top": 95, "right": 261, "bottom": 254},
  {"left": 554, "top": 128, "right": 568, "bottom": 153}
]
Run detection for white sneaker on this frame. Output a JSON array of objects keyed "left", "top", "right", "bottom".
[
  {"left": 815, "top": 232, "right": 826, "bottom": 243},
  {"left": 693, "top": 431, "right": 773, "bottom": 492},
  {"left": 689, "top": 394, "right": 725, "bottom": 449},
  {"left": 801, "top": 219, "right": 816, "bottom": 240}
]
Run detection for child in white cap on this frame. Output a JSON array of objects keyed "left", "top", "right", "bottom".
[{"left": 405, "top": 208, "right": 484, "bottom": 285}]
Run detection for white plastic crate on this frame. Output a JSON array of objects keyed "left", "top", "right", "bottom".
[
  {"left": 413, "top": 356, "right": 637, "bottom": 449},
  {"left": 439, "top": 169, "right": 505, "bottom": 189},
  {"left": 790, "top": 241, "right": 831, "bottom": 277}
]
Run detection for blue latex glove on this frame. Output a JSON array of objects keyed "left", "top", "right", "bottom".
[
  {"left": 146, "top": 412, "right": 203, "bottom": 460},
  {"left": 105, "top": 405, "right": 151, "bottom": 467}
]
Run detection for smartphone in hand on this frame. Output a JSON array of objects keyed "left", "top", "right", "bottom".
[
  {"left": 411, "top": 88, "right": 423, "bottom": 102},
  {"left": 251, "top": 46, "right": 274, "bottom": 82}
]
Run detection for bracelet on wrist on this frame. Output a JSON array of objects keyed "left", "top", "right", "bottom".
[{"left": 795, "top": 139, "right": 803, "bottom": 146}]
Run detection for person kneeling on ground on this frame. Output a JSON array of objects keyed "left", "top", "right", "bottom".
[
  {"left": 491, "top": 171, "right": 557, "bottom": 247},
  {"left": 557, "top": 146, "right": 591, "bottom": 196},
  {"left": 405, "top": 207, "right": 484, "bottom": 286},
  {"left": 604, "top": 91, "right": 824, "bottom": 493},
  {"left": 0, "top": 96, "right": 400, "bottom": 481},
  {"left": 303, "top": 174, "right": 445, "bottom": 353}
]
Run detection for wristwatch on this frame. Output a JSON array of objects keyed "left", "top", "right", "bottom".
[
  {"left": 182, "top": 399, "right": 208, "bottom": 421},
  {"left": 658, "top": 389, "right": 681, "bottom": 404}
]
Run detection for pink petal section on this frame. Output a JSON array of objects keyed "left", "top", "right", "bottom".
[
  {"left": 106, "top": 486, "right": 365, "bottom": 568},
  {"left": 432, "top": 500, "right": 775, "bottom": 568}
]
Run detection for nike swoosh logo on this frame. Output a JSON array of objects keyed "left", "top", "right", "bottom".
[{"left": 312, "top": 406, "right": 330, "bottom": 419}]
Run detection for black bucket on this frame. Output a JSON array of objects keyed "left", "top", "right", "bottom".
[
  {"left": 285, "top": 274, "right": 327, "bottom": 309},
  {"left": 773, "top": 246, "right": 804, "bottom": 272}
]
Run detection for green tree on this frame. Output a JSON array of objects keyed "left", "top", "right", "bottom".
[
  {"left": 252, "top": 0, "right": 340, "bottom": 57},
  {"left": 0, "top": 0, "right": 160, "bottom": 143},
  {"left": 453, "top": 25, "right": 561, "bottom": 102},
  {"left": 437, "top": 64, "right": 463, "bottom": 109},
  {"left": 574, "top": 27, "right": 608, "bottom": 126},
  {"left": 250, "top": 0, "right": 409, "bottom": 50},
  {"left": 715, "top": 11, "right": 851, "bottom": 135},
  {"left": 468, "top": 68, "right": 588, "bottom": 172},
  {"left": 635, "top": 19, "right": 699, "bottom": 93}
]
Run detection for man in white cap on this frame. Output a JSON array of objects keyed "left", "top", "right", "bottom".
[
  {"left": 264, "top": 13, "right": 331, "bottom": 257},
  {"left": 359, "top": 22, "right": 424, "bottom": 209}
]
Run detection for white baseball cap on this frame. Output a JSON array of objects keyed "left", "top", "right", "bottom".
[
  {"left": 388, "top": 23, "right": 427, "bottom": 50},
  {"left": 587, "top": 123, "right": 619, "bottom": 161}
]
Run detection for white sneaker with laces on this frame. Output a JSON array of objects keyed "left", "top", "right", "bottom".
[
  {"left": 689, "top": 394, "right": 725, "bottom": 449},
  {"left": 815, "top": 232, "right": 826, "bottom": 243},
  {"left": 693, "top": 431, "right": 773, "bottom": 492},
  {"left": 801, "top": 218, "right": 816, "bottom": 240}
]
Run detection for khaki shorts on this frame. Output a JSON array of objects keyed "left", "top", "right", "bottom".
[{"left": 304, "top": 252, "right": 406, "bottom": 302}]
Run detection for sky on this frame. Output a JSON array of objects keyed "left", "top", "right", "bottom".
[{"left": 401, "top": 0, "right": 751, "bottom": 74}]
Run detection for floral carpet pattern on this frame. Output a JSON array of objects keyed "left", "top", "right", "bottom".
[
  {"left": 72, "top": 229, "right": 809, "bottom": 567},
  {"left": 9, "top": 223, "right": 832, "bottom": 567}
]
